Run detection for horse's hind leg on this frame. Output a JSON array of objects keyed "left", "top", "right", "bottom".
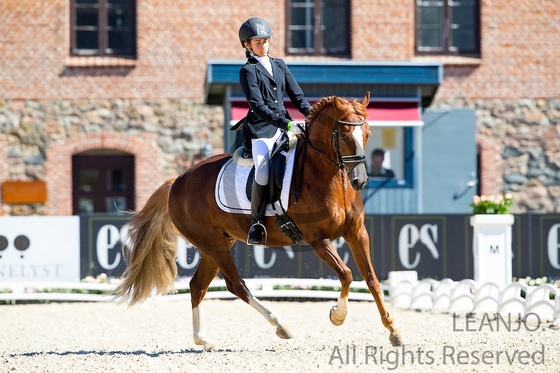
[
  {"left": 311, "top": 238, "right": 352, "bottom": 326},
  {"left": 344, "top": 229, "right": 409, "bottom": 347},
  {"left": 212, "top": 250, "right": 293, "bottom": 340},
  {"left": 190, "top": 253, "right": 220, "bottom": 350}
]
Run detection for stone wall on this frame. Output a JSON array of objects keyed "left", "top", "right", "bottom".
[
  {"left": 0, "top": 98, "right": 224, "bottom": 215},
  {"left": 432, "top": 98, "right": 560, "bottom": 213},
  {"left": 2, "top": 98, "right": 560, "bottom": 215}
]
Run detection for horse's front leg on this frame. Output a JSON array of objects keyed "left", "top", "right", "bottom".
[
  {"left": 311, "top": 238, "right": 353, "bottom": 326},
  {"left": 344, "top": 226, "right": 410, "bottom": 347}
]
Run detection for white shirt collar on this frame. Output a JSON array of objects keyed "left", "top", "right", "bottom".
[{"left": 253, "top": 55, "right": 273, "bottom": 76}]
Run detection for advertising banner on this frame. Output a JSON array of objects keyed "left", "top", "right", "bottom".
[
  {"left": 79, "top": 215, "right": 201, "bottom": 278},
  {"left": 0, "top": 216, "right": 80, "bottom": 282},
  {"left": 535, "top": 215, "right": 560, "bottom": 276},
  {"left": 7, "top": 214, "right": 557, "bottom": 284}
]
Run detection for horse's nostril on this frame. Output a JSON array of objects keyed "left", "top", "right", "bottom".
[{"left": 351, "top": 178, "right": 365, "bottom": 191}]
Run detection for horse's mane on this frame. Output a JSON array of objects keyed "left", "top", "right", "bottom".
[{"left": 307, "top": 95, "right": 367, "bottom": 125}]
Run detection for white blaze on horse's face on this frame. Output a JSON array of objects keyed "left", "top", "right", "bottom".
[
  {"left": 351, "top": 125, "right": 365, "bottom": 153},
  {"left": 342, "top": 121, "right": 368, "bottom": 191}
]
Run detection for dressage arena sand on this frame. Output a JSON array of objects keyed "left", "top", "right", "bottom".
[{"left": 2, "top": 299, "right": 559, "bottom": 373}]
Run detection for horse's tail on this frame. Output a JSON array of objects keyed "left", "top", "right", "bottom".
[{"left": 114, "top": 178, "right": 179, "bottom": 306}]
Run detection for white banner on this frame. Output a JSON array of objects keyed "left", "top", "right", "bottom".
[{"left": 0, "top": 216, "right": 80, "bottom": 282}]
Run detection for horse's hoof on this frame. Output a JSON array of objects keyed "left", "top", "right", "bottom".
[
  {"left": 203, "top": 343, "right": 216, "bottom": 351},
  {"left": 389, "top": 331, "right": 410, "bottom": 347},
  {"left": 276, "top": 324, "right": 294, "bottom": 339},
  {"left": 329, "top": 306, "right": 347, "bottom": 326},
  {"left": 194, "top": 334, "right": 216, "bottom": 350}
]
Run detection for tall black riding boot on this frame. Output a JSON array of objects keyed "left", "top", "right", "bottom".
[{"left": 247, "top": 182, "right": 268, "bottom": 245}]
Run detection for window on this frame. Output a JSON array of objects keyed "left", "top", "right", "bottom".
[
  {"left": 415, "top": 0, "right": 480, "bottom": 56},
  {"left": 72, "top": 154, "right": 135, "bottom": 214},
  {"left": 365, "top": 127, "right": 415, "bottom": 188},
  {"left": 286, "top": 0, "right": 350, "bottom": 57},
  {"left": 70, "top": 0, "right": 136, "bottom": 57}
]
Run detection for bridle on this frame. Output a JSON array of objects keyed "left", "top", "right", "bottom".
[
  {"left": 301, "top": 117, "right": 368, "bottom": 175},
  {"left": 293, "top": 115, "right": 368, "bottom": 203},
  {"left": 332, "top": 118, "right": 368, "bottom": 174}
]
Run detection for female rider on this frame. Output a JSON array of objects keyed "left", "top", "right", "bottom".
[{"left": 238, "top": 17, "right": 311, "bottom": 245}]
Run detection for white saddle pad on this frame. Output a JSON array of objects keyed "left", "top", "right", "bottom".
[{"left": 215, "top": 137, "right": 297, "bottom": 216}]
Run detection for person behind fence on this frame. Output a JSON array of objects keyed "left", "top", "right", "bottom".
[
  {"left": 368, "top": 148, "right": 395, "bottom": 178},
  {"left": 238, "top": 17, "right": 311, "bottom": 245}
]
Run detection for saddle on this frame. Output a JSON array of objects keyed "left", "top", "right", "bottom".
[
  {"left": 216, "top": 132, "right": 304, "bottom": 244},
  {"left": 249, "top": 132, "right": 304, "bottom": 245},
  {"left": 244, "top": 132, "right": 290, "bottom": 205}
]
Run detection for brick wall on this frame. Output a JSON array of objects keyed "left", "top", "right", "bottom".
[
  {"left": 0, "top": 0, "right": 285, "bottom": 100},
  {"left": 353, "top": 0, "right": 414, "bottom": 60},
  {"left": 1, "top": 1, "right": 559, "bottom": 101},
  {"left": 477, "top": 136, "right": 502, "bottom": 197},
  {"left": 0, "top": 135, "right": 7, "bottom": 215},
  {"left": 435, "top": 0, "right": 560, "bottom": 99}
]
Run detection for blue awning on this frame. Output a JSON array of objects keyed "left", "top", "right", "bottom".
[{"left": 205, "top": 59, "right": 443, "bottom": 106}]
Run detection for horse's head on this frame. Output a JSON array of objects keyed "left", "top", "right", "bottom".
[{"left": 306, "top": 92, "right": 371, "bottom": 190}]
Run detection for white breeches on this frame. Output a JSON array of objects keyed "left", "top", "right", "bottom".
[{"left": 252, "top": 128, "right": 281, "bottom": 186}]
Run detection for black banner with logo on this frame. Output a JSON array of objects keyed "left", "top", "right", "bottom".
[
  {"left": 79, "top": 215, "right": 129, "bottom": 278},
  {"left": 79, "top": 214, "right": 560, "bottom": 281}
]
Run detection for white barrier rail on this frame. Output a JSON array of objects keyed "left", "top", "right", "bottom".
[
  {"left": 0, "top": 278, "right": 386, "bottom": 303},
  {"left": 3, "top": 274, "right": 558, "bottom": 326},
  {"left": 388, "top": 271, "right": 560, "bottom": 324}
]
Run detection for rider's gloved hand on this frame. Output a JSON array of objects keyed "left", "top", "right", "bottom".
[{"left": 287, "top": 120, "right": 306, "bottom": 134}]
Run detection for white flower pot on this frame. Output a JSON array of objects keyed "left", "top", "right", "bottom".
[{"left": 470, "top": 214, "right": 514, "bottom": 288}]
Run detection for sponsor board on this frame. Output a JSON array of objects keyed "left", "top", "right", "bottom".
[
  {"left": 2, "top": 213, "right": 558, "bottom": 281},
  {"left": 0, "top": 216, "right": 80, "bottom": 281}
]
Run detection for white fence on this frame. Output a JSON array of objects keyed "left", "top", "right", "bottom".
[
  {"left": 2, "top": 273, "right": 559, "bottom": 326},
  {"left": 388, "top": 271, "right": 560, "bottom": 323},
  {"left": 0, "top": 278, "right": 382, "bottom": 303}
]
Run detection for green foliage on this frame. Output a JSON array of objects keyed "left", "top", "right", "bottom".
[
  {"left": 515, "top": 276, "right": 560, "bottom": 288},
  {"left": 470, "top": 193, "right": 513, "bottom": 214},
  {"left": 515, "top": 276, "right": 560, "bottom": 300}
]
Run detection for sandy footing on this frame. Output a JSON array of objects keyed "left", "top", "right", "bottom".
[{"left": 1, "top": 299, "right": 558, "bottom": 372}]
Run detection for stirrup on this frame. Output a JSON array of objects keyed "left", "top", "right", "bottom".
[{"left": 247, "top": 221, "right": 267, "bottom": 245}]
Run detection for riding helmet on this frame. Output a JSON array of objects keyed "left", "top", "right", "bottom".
[{"left": 239, "top": 17, "right": 274, "bottom": 46}]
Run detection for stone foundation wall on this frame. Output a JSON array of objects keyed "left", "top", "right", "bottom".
[
  {"left": 0, "top": 98, "right": 224, "bottom": 215},
  {"left": 432, "top": 98, "right": 560, "bottom": 213},
  {"left": 2, "top": 98, "right": 560, "bottom": 215}
]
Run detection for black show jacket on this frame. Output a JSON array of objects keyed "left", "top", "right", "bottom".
[{"left": 239, "top": 56, "right": 311, "bottom": 140}]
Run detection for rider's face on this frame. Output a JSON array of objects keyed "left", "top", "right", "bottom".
[{"left": 248, "top": 37, "right": 270, "bottom": 57}]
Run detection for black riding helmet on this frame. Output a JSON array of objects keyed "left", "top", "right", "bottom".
[{"left": 238, "top": 17, "right": 274, "bottom": 47}]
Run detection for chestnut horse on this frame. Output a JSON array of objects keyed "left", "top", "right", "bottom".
[{"left": 114, "top": 92, "right": 408, "bottom": 349}]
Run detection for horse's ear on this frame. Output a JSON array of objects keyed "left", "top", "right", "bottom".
[
  {"left": 333, "top": 95, "right": 345, "bottom": 110},
  {"left": 362, "top": 91, "right": 370, "bottom": 107}
]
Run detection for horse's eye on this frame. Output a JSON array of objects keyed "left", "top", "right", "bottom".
[{"left": 340, "top": 134, "right": 351, "bottom": 142}]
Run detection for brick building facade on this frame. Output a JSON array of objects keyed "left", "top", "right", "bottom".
[{"left": 1, "top": 0, "right": 559, "bottom": 215}]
